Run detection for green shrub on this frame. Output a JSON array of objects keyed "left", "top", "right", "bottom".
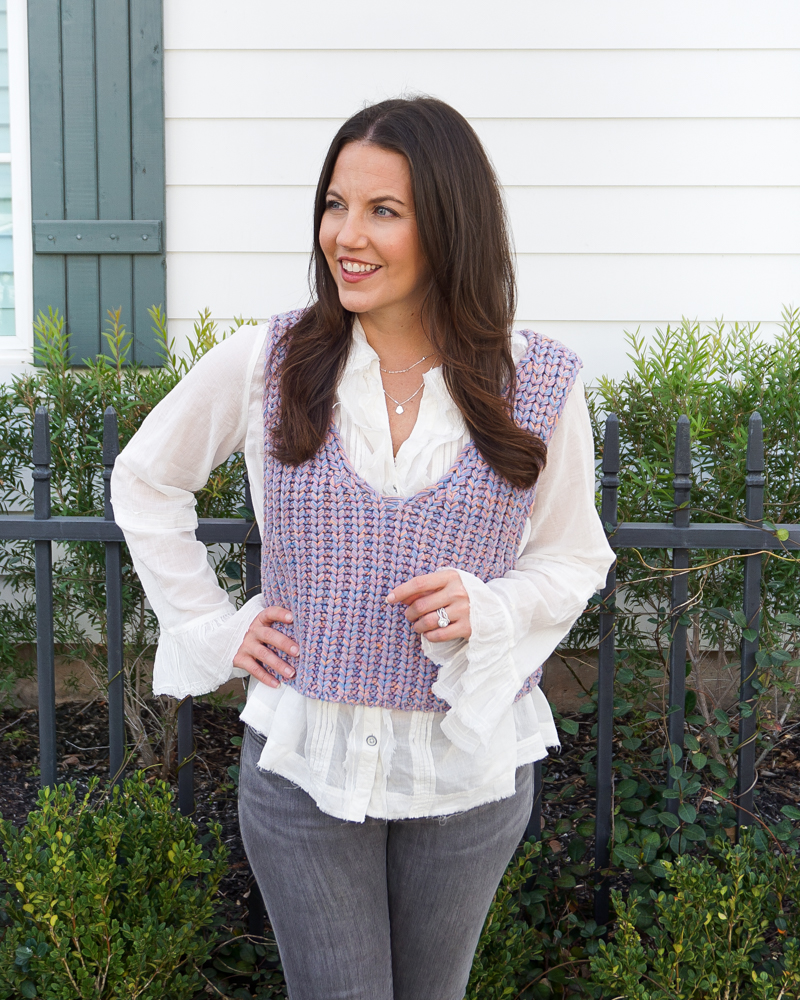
[
  {"left": 0, "top": 772, "right": 227, "bottom": 999},
  {"left": 590, "top": 830, "right": 800, "bottom": 999}
]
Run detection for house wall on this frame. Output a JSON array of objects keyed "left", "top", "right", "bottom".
[{"left": 162, "top": 0, "right": 800, "bottom": 383}]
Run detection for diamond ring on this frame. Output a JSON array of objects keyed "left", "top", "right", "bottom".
[{"left": 436, "top": 607, "right": 450, "bottom": 629}]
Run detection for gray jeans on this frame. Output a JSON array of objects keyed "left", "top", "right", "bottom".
[{"left": 238, "top": 725, "right": 533, "bottom": 1000}]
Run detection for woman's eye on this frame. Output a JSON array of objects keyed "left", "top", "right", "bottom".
[
  {"left": 375, "top": 205, "right": 396, "bottom": 218},
  {"left": 325, "top": 200, "right": 344, "bottom": 211}
]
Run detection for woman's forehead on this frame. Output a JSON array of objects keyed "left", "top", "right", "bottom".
[{"left": 329, "top": 143, "right": 412, "bottom": 201}]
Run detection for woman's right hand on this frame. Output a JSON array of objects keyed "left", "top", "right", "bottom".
[{"left": 233, "top": 606, "right": 299, "bottom": 689}]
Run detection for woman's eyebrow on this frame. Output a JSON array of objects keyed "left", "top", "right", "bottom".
[
  {"left": 325, "top": 187, "right": 406, "bottom": 207},
  {"left": 369, "top": 195, "right": 406, "bottom": 206}
]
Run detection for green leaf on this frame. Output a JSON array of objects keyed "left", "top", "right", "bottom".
[
  {"left": 684, "top": 733, "right": 700, "bottom": 752},
  {"left": 776, "top": 612, "right": 800, "bottom": 627},
  {"left": 19, "top": 982, "right": 37, "bottom": 999},
  {"left": 682, "top": 823, "right": 707, "bottom": 842},
  {"left": 692, "top": 752, "right": 708, "bottom": 769},
  {"left": 708, "top": 760, "right": 729, "bottom": 781},
  {"left": 658, "top": 811, "right": 680, "bottom": 830},
  {"left": 612, "top": 844, "right": 641, "bottom": 869},
  {"left": 678, "top": 802, "right": 697, "bottom": 824},
  {"left": 780, "top": 805, "right": 800, "bottom": 821},
  {"left": 708, "top": 607, "right": 733, "bottom": 622},
  {"left": 620, "top": 798, "right": 645, "bottom": 814},
  {"left": 559, "top": 718, "right": 579, "bottom": 735},
  {"left": 617, "top": 778, "right": 638, "bottom": 799},
  {"left": 223, "top": 560, "right": 242, "bottom": 580},
  {"left": 742, "top": 628, "right": 758, "bottom": 642}
]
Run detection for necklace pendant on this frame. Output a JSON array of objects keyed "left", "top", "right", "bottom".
[{"left": 395, "top": 405, "right": 404, "bottom": 415}]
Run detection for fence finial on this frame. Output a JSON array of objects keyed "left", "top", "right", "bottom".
[
  {"left": 746, "top": 411, "right": 765, "bottom": 476},
  {"left": 33, "top": 407, "right": 51, "bottom": 521},
  {"left": 672, "top": 415, "right": 691, "bottom": 529},
  {"left": 103, "top": 408, "right": 120, "bottom": 521},
  {"left": 601, "top": 414, "right": 620, "bottom": 531}
]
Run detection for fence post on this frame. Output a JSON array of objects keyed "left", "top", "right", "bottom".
[
  {"left": 737, "top": 413, "right": 764, "bottom": 830},
  {"left": 666, "top": 416, "right": 691, "bottom": 811},
  {"left": 104, "top": 408, "right": 126, "bottom": 784},
  {"left": 177, "top": 696, "right": 195, "bottom": 816},
  {"left": 595, "top": 413, "right": 619, "bottom": 926},
  {"left": 244, "top": 474, "right": 261, "bottom": 602},
  {"left": 243, "top": 473, "right": 267, "bottom": 936},
  {"left": 34, "top": 407, "right": 57, "bottom": 789}
]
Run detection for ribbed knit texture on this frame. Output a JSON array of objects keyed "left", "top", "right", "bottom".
[{"left": 262, "top": 311, "right": 582, "bottom": 712}]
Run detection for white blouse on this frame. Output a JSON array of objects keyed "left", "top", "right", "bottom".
[{"left": 111, "top": 319, "right": 615, "bottom": 822}]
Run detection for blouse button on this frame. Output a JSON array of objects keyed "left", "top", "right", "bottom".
[{"left": 366, "top": 735, "right": 377, "bottom": 747}]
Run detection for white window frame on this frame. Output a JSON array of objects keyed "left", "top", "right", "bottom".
[{"left": 0, "top": 0, "right": 32, "bottom": 369}]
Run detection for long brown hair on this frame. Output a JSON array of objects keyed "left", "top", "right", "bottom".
[{"left": 271, "top": 96, "right": 548, "bottom": 488}]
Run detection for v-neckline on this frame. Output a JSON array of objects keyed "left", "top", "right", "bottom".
[{"left": 327, "top": 419, "right": 478, "bottom": 506}]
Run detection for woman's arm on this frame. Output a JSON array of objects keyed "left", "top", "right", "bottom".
[
  {"left": 396, "top": 379, "right": 615, "bottom": 752},
  {"left": 111, "top": 323, "right": 277, "bottom": 697}
]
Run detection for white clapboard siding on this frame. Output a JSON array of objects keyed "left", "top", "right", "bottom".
[
  {"left": 164, "top": 50, "right": 800, "bottom": 121},
  {"left": 164, "top": 0, "right": 800, "bottom": 50},
  {"left": 167, "top": 186, "right": 800, "bottom": 255},
  {"left": 167, "top": 252, "right": 799, "bottom": 325},
  {"left": 162, "top": 1, "right": 799, "bottom": 382},
  {"left": 166, "top": 118, "right": 800, "bottom": 189}
]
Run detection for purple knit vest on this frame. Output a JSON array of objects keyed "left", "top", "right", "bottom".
[{"left": 262, "top": 311, "right": 582, "bottom": 712}]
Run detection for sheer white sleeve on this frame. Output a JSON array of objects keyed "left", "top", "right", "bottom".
[
  {"left": 110, "top": 324, "right": 270, "bottom": 697},
  {"left": 427, "top": 379, "right": 615, "bottom": 753}
]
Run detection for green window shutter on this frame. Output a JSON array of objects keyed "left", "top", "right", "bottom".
[{"left": 28, "top": 0, "right": 165, "bottom": 365}]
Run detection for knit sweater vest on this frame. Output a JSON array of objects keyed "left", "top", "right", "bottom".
[{"left": 261, "top": 310, "right": 582, "bottom": 713}]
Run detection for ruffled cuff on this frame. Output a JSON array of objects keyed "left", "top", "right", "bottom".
[
  {"left": 152, "top": 594, "right": 266, "bottom": 698},
  {"left": 427, "top": 570, "right": 525, "bottom": 755}
]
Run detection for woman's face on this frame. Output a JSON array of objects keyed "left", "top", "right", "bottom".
[{"left": 319, "top": 142, "right": 429, "bottom": 324}]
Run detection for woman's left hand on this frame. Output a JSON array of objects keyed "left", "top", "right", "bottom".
[{"left": 386, "top": 569, "right": 471, "bottom": 642}]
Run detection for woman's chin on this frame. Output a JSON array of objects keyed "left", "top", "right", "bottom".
[{"left": 336, "top": 285, "right": 378, "bottom": 314}]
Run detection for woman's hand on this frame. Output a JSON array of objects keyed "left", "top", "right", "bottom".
[
  {"left": 233, "top": 607, "right": 299, "bottom": 688},
  {"left": 386, "top": 570, "right": 471, "bottom": 642}
]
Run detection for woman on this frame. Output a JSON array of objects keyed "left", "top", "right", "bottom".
[{"left": 112, "top": 96, "right": 614, "bottom": 1000}]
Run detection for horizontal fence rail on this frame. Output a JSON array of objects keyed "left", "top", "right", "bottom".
[{"left": 1, "top": 407, "right": 798, "bottom": 930}]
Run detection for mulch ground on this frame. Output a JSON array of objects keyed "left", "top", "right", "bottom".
[{"left": 2, "top": 697, "right": 799, "bottom": 880}]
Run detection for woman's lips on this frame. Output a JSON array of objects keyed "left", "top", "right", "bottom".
[{"left": 339, "top": 260, "right": 382, "bottom": 283}]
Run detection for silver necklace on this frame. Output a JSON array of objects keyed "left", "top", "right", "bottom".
[
  {"left": 383, "top": 381, "right": 424, "bottom": 415},
  {"left": 379, "top": 354, "right": 432, "bottom": 374}
]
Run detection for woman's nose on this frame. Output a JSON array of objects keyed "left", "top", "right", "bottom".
[{"left": 336, "top": 211, "right": 368, "bottom": 249}]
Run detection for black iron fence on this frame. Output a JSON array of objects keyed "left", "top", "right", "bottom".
[{"left": 1, "top": 407, "right": 799, "bottom": 928}]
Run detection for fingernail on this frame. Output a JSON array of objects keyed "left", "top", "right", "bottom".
[
  {"left": 386, "top": 592, "right": 395, "bottom": 604},
  {"left": 290, "top": 645, "right": 299, "bottom": 655},
  {"left": 285, "top": 613, "right": 293, "bottom": 622},
  {"left": 286, "top": 668, "right": 296, "bottom": 679}
]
